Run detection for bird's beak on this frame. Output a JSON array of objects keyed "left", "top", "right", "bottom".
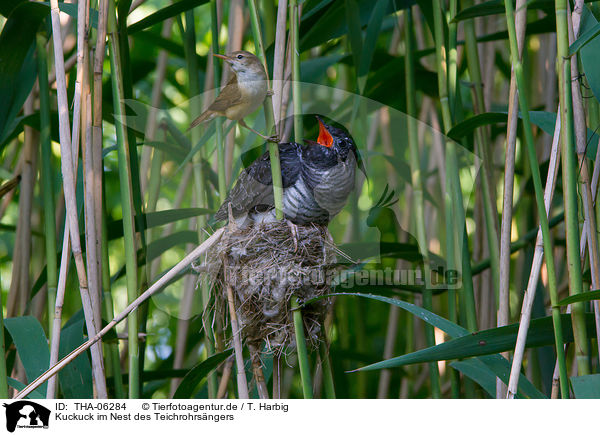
[
  {"left": 213, "top": 53, "right": 233, "bottom": 64},
  {"left": 316, "top": 116, "right": 333, "bottom": 148}
]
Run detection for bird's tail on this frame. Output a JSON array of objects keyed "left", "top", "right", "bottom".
[{"left": 187, "top": 110, "right": 216, "bottom": 131}]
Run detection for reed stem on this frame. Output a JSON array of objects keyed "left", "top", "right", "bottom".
[
  {"left": 292, "top": 296, "right": 313, "bottom": 398},
  {"left": 503, "top": 0, "right": 569, "bottom": 397},
  {"left": 405, "top": 7, "right": 440, "bottom": 398},
  {"left": 36, "top": 33, "right": 58, "bottom": 347},
  {"left": 247, "top": 0, "right": 284, "bottom": 219},
  {"left": 186, "top": 6, "right": 218, "bottom": 398},
  {"left": 555, "top": 0, "right": 590, "bottom": 375},
  {"left": 49, "top": 0, "right": 107, "bottom": 398},
  {"left": 108, "top": 0, "right": 140, "bottom": 398}
]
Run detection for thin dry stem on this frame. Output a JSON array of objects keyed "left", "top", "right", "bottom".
[
  {"left": 497, "top": 0, "right": 527, "bottom": 398},
  {"left": 217, "top": 358, "right": 233, "bottom": 399},
  {"left": 272, "top": 0, "right": 288, "bottom": 134},
  {"left": 16, "top": 228, "right": 225, "bottom": 399},
  {"left": 225, "top": 279, "right": 250, "bottom": 399},
  {"left": 7, "top": 95, "right": 36, "bottom": 318},
  {"left": 249, "top": 345, "right": 269, "bottom": 399},
  {"left": 506, "top": 113, "right": 561, "bottom": 398}
]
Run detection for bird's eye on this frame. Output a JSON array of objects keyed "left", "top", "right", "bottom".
[{"left": 237, "top": 54, "right": 244, "bottom": 59}]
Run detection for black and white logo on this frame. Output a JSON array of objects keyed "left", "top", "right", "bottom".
[{"left": 3, "top": 401, "right": 50, "bottom": 432}]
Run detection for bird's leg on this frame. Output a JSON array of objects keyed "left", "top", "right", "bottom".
[
  {"left": 238, "top": 119, "right": 279, "bottom": 143},
  {"left": 287, "top": 220, "right": 299, "bottom": 252},
  {"left": 227, "top": 203, "right": 238, "bottom": 232}
]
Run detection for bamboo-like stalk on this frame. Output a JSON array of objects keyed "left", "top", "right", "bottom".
[
  {"left": 495, "top": 0, "right": 527, "bottom": 398},
  {"left": 272, "top": 354, "right": 281, "bottom": 398},
  {"left": 376, "top": 301, "right": 399, "bottom": 398},
  {"left": 15, "top": 228, "right": 225, "bottom": 399},
  {"left": 183, "top": 7, "right": 219, "bottom": 399},
  {"left": 92, "top": 0, "right": 122, "bottom": 399},
  {"left": 47, "top": 223, "right": 72, "bottom": 399},
  {"left": 224, "top": 270, "right": 250, "bottom": 399},
  {"left": 289, "top": 0, "right": 302, "bottom": 143},
  {"left": 207, "top": 2, "right": 226, "bottom": 202},
  {"left": 80, "top": 0, "right": 103, "bottom": 349},
  {"left": 100, "top": 197, "right": 125, "bottom": 398},
  {"left": 291, "top": 296, "right": 313, "bottom": 398},
  {"left": 92, "top": 0, "right": 108, "bottom": 302},
  {"left": 41, "top": 24, "right": 64, "bottom": 398},
  {"left": 272, "top": 0, "right": 288, "bottom": 134},
  {"left": 107, "top": 0, "right": 140, "bottom": 398},
  {"left": 247, "top": 0, "right": 285, "bottom": 220},
  {"left": 506, "top": 113, "right": 561, "bottom": 399},
  {"left": 502, "top": 0, "right": 568, "bottom": 397},
  {"left": 288, "top": 0, "right": 313, "bottom": 399},
  {"left": 7, "top": 95, "right": 35, "bottom": 318},
  {"left": 141, "top": 10, "right": 171, "bottom": 207},
  {"left": 556, "top": 0, "right": 590, "bottom": 375},
  {"left": 571, "top": 0, "right": 600, "bottom": 358},
  {"left": 432, "top": 0, "right": 480, "bottom": 394},
  {"left": 47, "top": 53, "right": 77, "bottom": 87},
  {"left": 463, "top": 4, "right": 501, "bottom": 319},
  {"left": 405, "top": 6, "right": 440, "bottom": 398},
  {"left": 587, "top": 137, "right": 600, "bottom": 357},
  {"left": 49, "top": 0, "right": 108, "bottom": 398},
  {"left": 249, "top": 345, "right": 269, "bottom": 399},
  {"left": 461, "top": 3, "right": 500, "bottom": 296},
  {"left": 47, "top": 113, "right": 87, "bottom": 398},
  {"left": 217, "top": 359, "right": 233, "bottom": 398},
  {"left": 319, "top": 340, "right": 335, "bottom": 399},
  {"left": 37, "top": 33, "right": 58, "bottom": 352}
]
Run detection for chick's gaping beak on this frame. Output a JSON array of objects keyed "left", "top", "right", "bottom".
[
  {"left": 316, "top": 117, "right": 333, "bottom": 148},
  {"left": 213, "top": 53, "right": 233, "bottom": 64}
]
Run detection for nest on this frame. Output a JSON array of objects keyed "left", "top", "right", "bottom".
[{"left": 196, "top": 219, "right": 337, "bottom": 355}]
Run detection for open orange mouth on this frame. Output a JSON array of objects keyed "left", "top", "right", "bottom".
[{"left": 316, "top": 117, "right": 333, "bottom": 147}]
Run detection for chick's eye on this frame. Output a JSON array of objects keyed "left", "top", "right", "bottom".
[{"left": 237, "top": 54, "right": 244, "bottom": 59}]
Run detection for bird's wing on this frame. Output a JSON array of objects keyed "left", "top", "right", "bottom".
[
  {"left": 188, "top": 76, "right": 243, "bottom": 129},
  {"left": 208, "top": 76, "right": 243, "bottom": 113},
  {"left": 214, "top": 156, "right": 274, "bottom": 221},
  {"left": 215, "top": 143, "right": 302, "bottom": 221}
]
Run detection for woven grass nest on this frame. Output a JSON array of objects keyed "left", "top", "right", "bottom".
[{"left": 196, "top": 219, "right": 338, "bottom": 355}]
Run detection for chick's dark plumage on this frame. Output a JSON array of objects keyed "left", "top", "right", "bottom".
[{"left": 215, "top": 119, "right": 360, "bottom": 225}]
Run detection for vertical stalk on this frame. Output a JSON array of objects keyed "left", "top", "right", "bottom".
[
  {"left": 80, "top": 0, "right": 103, "bottom": 345},
  {"left": 502, "top": 0, "right": 568, "bottom": 397},
  {"left": 495, "top": 0, "right": 527, "bottom": 399},
  {"left": 290, "top": 0, "right": 302, "bottom": 142},
  {"left": 432, "top": 0, "right": 478, "bottom": 335},
  {"left": 247, "top": 0, "right": 284, "bottom": 219},
  {"left": 289, "top": 0, "right": 312, "bottom": 399},
  {"left": 405, "top": 7, "right": 440, "bottom": 398},
  {"left": 507, "top": 115, "right": 561, "bottom": 398},
  {"left": 225, "top": 276, "right": 249, "bottom": 399},
  {"left": 272, "top": 0, "right": 288, "bottom": 134},
  {"left": 208, "top": 2, "right": 226, "bottom": 201},
  {"left": 107, "top": 0, "right": 140, "bottom": 398},
  {"left": 291, "top": 296, "right": 313, "bottom": 398},
  {"left": 462, "top": 0, "right": 500, "bottom": 307},
  {"left": 185, "top": 7, "right": 218, "bottom": 399},
  {"left": 49, "top": 0, "right": 107, "bottom": 398},
  {"left": 37, "top": 34, "right": 58, "bottom": 344},
  {"left": 319, "top": 341, "right": 335, "bottom": 398},
  {"left": 555, "top": 0, "right": 590, "bottom": 375},
  {"left": 101, "top": 197, "right": 125, "bottom": 398}
]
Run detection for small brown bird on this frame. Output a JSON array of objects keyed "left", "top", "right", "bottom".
[{"left": 189, "top": 50, "right": 277, "bottom": 142}]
